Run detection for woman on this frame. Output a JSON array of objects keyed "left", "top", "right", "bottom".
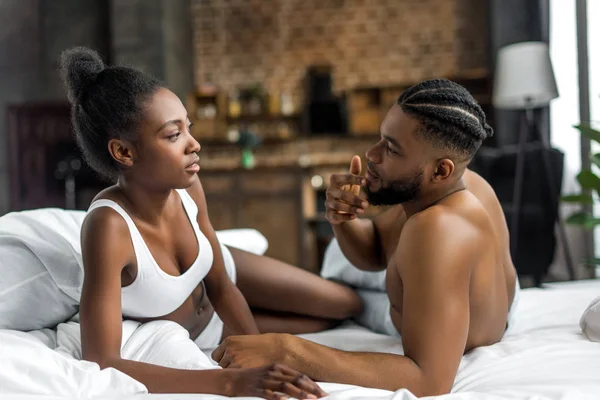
[{"left": 61, "top": 47, "right": 362, "bottom": 398}]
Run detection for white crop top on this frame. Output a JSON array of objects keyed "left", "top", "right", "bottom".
[{"left": 86, "top": 189, "right": 214, "bottom": 318}]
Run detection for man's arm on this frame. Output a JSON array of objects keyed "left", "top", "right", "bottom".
[
  {"left": 288, "top": 211, "right": 474, "bottom": 395},
  {"left": 187, "top": 176, "right": 259, "bottom": 335},
  {"left": 394, "top": 211, "right": 474, "bottom": 395},
  {"left": 332, "top": 217, "right": 383, "bottom": 271},
  {"left": 214, "top": 210, "right": 476, "bottom": 396},
  {"left": 326, "top": 173, "right": 404, "bottom": 271},
  {"left": 333, "top": 206, "right": 406, "bottom": 272}
]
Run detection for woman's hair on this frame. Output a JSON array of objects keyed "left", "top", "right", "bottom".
[
  {"left": 59, "top": 46, "right": 163, "bottom": 181},
  {"left": 397, "top": 78, "right": 494, "bottom": 161}
]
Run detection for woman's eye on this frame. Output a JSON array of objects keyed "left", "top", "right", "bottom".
[
  {"left": 168, "top": 133, "right": 181, "bottom": 141},
  {"left": 387, "top": 146, "right": 397, "bottom": 155}
]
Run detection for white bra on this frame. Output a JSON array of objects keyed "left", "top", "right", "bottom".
[{"left": 86, "top": 189, "right": 214, "bottom": 318}]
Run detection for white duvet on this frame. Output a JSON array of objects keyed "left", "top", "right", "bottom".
[
  {"left": 2, "top": 280, "right": 600, "bottom": 400},
  {"left": 1, "top": 208, "right": 599, "bottom": 399}
]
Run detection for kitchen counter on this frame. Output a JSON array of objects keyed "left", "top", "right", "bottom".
[{"left": 198, "top": 135, "right": 376, "bottom": 172}]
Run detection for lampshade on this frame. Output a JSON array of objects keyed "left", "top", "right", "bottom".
[{"left": 492, "top": 41, "right": 559, "bottom": 109}]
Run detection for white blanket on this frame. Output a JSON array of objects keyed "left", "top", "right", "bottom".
[
  {"left": 2, "top": 209, "right": 600, "bottom": 399},
  {"left": 2, "top": 281, "right": 600, "bottom": 399}
]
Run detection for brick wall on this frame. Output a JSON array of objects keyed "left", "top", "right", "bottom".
[{"left": 192, "top": 0, "right": 488, "bottom": 103}]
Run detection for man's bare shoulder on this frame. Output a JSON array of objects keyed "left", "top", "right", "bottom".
[
  {"left": 405, "top": 198, "right": 481, "bottom": 236},
  {"left": 397, "top": 201, "right": 484, "bottom": 273},
  {"left": 463, "top": 168, "right": 499, "bottom": 200}
]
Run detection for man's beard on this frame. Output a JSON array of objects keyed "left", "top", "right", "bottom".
[{"left": 364, "top": 169, "right": 423, "bottom": 206}]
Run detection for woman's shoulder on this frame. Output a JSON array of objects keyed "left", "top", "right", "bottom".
[
  {"left": 83, "top": 186, "right": 130, "bottom": 241},
  {"left": 89, "top": 185, "right": 124, "bottom": 205},
  {"left": 81, "top": 194, "right": 133, "bottom": 271}
]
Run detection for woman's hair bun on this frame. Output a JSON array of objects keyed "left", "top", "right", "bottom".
[{"left": 59, "top": 46, "right": 105, "bottom": 104}]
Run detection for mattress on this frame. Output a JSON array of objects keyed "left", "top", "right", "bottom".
[{"left": 2, "top": 280, "right": 600, "bottom": 400}]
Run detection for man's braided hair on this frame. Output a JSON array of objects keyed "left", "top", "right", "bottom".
[{"left": 397, "top": 78, "right": 494, "bottom": 160}]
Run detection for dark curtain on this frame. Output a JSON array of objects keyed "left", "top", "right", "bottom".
[
  {"left": 479, "top": 0, "right": 562, "bottom": 285},
  {"left": 488, "top": 0, "right": 551, "bottom": 147}
]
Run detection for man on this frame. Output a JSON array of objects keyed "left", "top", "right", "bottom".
[{"left": 211, "top": 79, "right": 518, "bottom": 397}]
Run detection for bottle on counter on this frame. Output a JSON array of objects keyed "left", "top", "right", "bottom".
[{"left": 228, "top": 89, "right": 241, "bottom": 118}]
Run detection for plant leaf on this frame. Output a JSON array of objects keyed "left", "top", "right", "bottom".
[
  {"left": 566, "top": 211, "right": 600, "bottom": 229},
  {"left": 575, "top": 123, "right": 600, "bottom": 144},
  {"left": 561, "top": 193, "right": 594, "bottom": 203},
  {"left": 566, "top": 211, "right": 589, "bottom": 225},
  {"left": 582, "top": 258, "right": 600, "bottom": 266},
  {"left": 576, "top": 170, "right": 600, "bottom": 190},
  {"left": 591, "top": 153, "right": 600, "bottom": 169}
]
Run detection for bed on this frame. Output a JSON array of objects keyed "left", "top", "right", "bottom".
[
  {"left": 1, "top": 208, "right": 599, "bottom": 399},
  {"left": 2, "top": 279, "right": 600, "bottom": 400}
]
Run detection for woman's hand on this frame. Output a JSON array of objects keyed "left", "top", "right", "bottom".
[{"left": 227, "top": 363, "right": 327, "bottom": 399}]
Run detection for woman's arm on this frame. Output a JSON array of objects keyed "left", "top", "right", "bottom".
[
  {"left": 79, "top": 206, "right": 324, "bottom": 399},
  {"left": 79, "top": 208, "right": 232, "bottom": 393},
  {"left": 186, "top": 176, "right": 259, "bottom": 335}
]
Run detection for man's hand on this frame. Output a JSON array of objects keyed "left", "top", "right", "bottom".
[
  {"left": 326, "top": 156, "right": 368, "bottom": 224},
  {"left": 212, "top": 334, "right": 289, "bottom": 369}
]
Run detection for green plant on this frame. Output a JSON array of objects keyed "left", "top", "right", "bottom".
[{"left": 561, "top": 123, "right": 600, "bottom": 266}]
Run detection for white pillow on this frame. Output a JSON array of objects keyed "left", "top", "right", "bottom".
[
  {"left": 580, "top": 295, "right": 600, "bottom": 342},
  {"left": 320, "top": 238, "right": 387, "bottom": 292},
  {"left": 216, "top": 228, "right": 268, "bottom": 255},
  {"left": 0, "top": 208, "right": 85, "bottom": 330}
]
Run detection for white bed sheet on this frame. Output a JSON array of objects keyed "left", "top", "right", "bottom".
[{"left": 2, "top": 280, "right": 600, "bottom": 400}]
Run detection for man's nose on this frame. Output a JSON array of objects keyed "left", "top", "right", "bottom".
[{"left": 365, "top": 143, "right": 380, "bottom": 164}]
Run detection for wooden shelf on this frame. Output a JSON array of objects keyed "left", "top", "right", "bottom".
[
  {"left": 199, "top": 136, "right": 298, "bottom": 146},
  {"left": 225, "top": 113, "right": 302, "bottom": 123}
]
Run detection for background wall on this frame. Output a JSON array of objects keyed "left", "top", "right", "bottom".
[
  {"left": 192, "top": 0, "right": 489, "bottom": 104},
  {"left": 0, "top": 0, "right": 193, "bottom": 215},
  {"left": 0, "top": 0, "right": 110, "bottom": 216}
]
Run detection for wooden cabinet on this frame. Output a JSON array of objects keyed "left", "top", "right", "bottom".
[
  {"left": 238, "top": 195, "right": 300, "bottom": 267},
  {"left": 6, "top": 103, "right": 107, "bottom": 212},
  {"left": 201, "top": 165, "right": 390, "bottom": 274},
  {"left": 201, "top": 168, "right": 314, "bottom": 271}
]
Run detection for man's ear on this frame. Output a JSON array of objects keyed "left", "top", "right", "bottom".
[
  {"left": 433, "top": 158, "right": 455, "bottom": 182},
  {"left": 108, "top": 138, "right": 135, "bottom": 168}
]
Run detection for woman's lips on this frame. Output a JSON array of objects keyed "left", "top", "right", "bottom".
[{"left": 185, "top": 158, "right": 200, "bottom": 173}]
